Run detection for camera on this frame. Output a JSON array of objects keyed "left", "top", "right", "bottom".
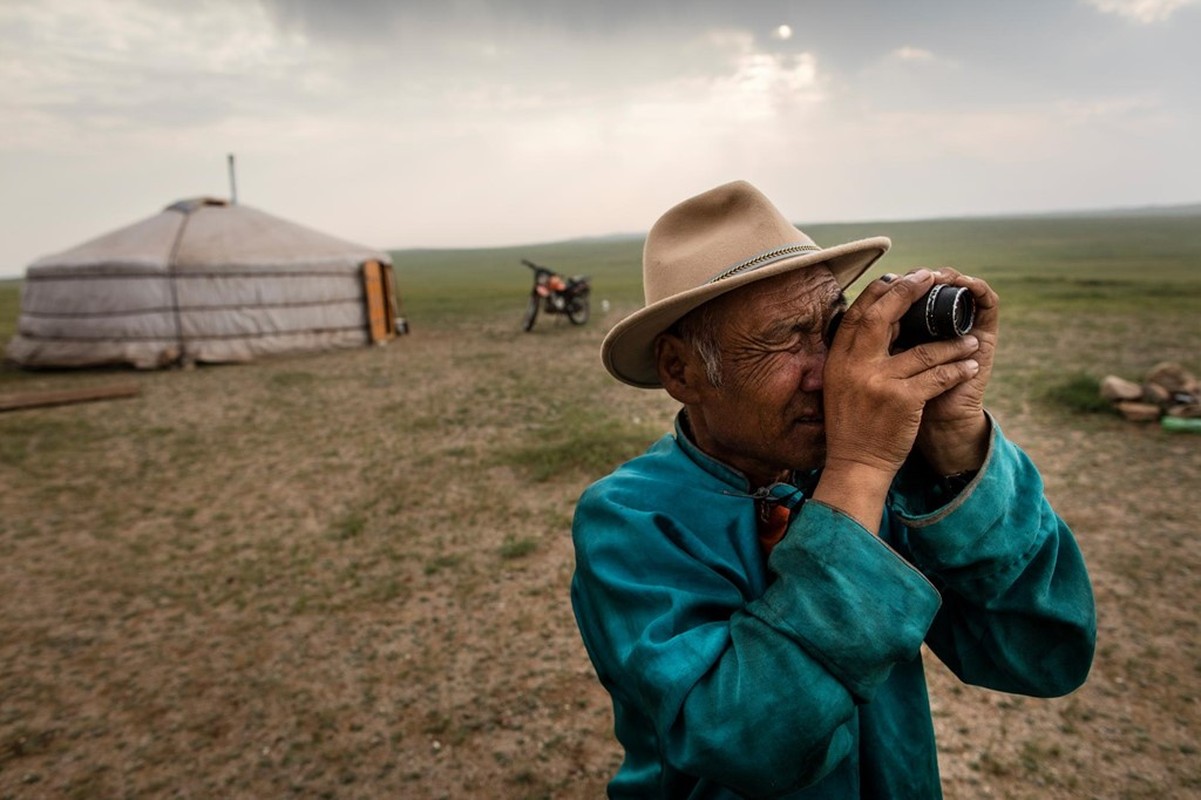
[{"left": 895, "top": 284, "right": 975, "bottom": 349}]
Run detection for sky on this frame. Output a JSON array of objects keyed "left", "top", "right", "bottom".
[{"left": 1, "top": 0, "right": 1198, "bottom": 276}]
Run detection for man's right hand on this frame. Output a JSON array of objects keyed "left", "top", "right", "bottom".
[{"left": 813, "top": 269, "right": 981, "bottom": 532}]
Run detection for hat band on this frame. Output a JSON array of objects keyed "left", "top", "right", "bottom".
[{"left": 706, "top": 243, "right": 822, "bottom": 284}]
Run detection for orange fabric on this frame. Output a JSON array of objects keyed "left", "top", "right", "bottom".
[{"left": 757, "top": 502, "right": 791, "bottom": 556}]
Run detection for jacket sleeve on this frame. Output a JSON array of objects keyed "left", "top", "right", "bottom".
[
  {"left": 888, "top": 421, "right": 1097, "bottom": 697},
  {"left": 571, "top": 487, "right": 941, "bottom": 798}
]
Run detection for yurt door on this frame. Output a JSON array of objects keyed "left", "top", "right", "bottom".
[{"left": 362, "top": 260, "right": 397, "bottom": 343}]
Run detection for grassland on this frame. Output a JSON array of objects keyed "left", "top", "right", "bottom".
[{"left": 1, "top": 211, "right": 1200, "bottom": 798}]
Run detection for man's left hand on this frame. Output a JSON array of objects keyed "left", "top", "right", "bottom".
[{"left": 912, "top": 269, "right": 998, "bottom": 475}]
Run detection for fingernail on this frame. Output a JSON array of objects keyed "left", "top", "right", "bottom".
[
  {"left": 966, "top": 359, "right": 980, "bottom": 373},
  {"left": 964, "top": 335, "right": 979, "bottom": 348},
  {"left": 907, "top": 268, "right": 931, "bottom": 282},
  {"left": 880, "top": 273, "right": 897, "bottom": 283}
]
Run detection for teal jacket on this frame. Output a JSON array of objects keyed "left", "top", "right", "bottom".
[{"left": 571, "top": 415, "right": 1095, "bottom": 799}]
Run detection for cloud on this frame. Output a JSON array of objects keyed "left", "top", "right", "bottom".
[
  {"left": 1082, "top": 0, "right": 1200, "bottom": 23},
  {"left": 892, "top": 46, "right": 936, "bottom": 62},
  {"left": 0, "top": 0, "right": 1197, "bottom": 274},
  {"left": 0, "top": 0, "right": 320, "bottom": 149},
  {"left": 712, "top": 51, "right": 825, "bottom": 119},
  {"left": 255, "top": 0, "right": 798, "bottom": 45}
]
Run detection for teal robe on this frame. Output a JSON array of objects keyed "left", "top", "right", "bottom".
[{"left": 571, "top": 415, "right": 1095, "bottom": 799}]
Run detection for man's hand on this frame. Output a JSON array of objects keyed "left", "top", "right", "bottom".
[
  {"left": 912, "top": 269, "right": 998, "bottom": 475},
  {"left": 814, "top": 268, "right": 982, "bottom": 531}
]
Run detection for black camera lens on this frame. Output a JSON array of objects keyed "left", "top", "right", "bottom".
[{"left": 897, "top": 284, "right": 975, "bottom": 348}]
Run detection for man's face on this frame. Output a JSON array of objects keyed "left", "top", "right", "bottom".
[{"left": 685, "top": 265, "right": 846, "bottom": 486}]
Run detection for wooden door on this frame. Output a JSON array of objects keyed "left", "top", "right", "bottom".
[
  {"left": 362, "top": 260, "right": 394, "bottom": 343},
  {"left": 381, "top": 264, "right": 399, "bottom": 333}
]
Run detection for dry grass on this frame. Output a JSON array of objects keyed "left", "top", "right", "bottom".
[
  {"left": 0, "top": 311, "right": 671, "bottom": 799},
  {"left": 2, "top": 219, "right": 1200, "bottom": 798}
]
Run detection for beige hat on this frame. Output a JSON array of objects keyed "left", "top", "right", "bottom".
[{"left": 601, "top": 180, "right": 891, "bottom": 388}]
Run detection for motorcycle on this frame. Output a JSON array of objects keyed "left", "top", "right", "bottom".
[{"left": 521, "top": 259, "right": 591, "bottom": 332}]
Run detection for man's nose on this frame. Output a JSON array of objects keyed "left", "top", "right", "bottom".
[{"left": 801, "top": 347, "right": 826, "bottom": 393}]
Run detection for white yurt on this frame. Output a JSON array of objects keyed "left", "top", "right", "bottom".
[{"left": 6, "top": 198, "right": 404, "bottom": 369}]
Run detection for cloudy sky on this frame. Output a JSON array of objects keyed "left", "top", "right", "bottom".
[{"left": 1, "top": 0, "right": 1198, "bottom": 276}]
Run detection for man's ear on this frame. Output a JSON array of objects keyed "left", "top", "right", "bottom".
[{"left": 655, "top": 332, "right": 705, "bottom": 404}]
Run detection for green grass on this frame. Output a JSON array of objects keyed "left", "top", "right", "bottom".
[
  {"left": 0, "top": 279, "right": 19, "bottom": 344},
  {"left": 385, "top": 212, "right": 1201, "bottom": 326},
  {"left": 1037, "top": 372, "right": 1115, "bottom": 415},
  {"left": 269, "top": 370, "right": 319, "bottom": 389},
  {"left": 390, "top": 237, "right": 645, "bottom": 324},
  {"left": 6, "top": 212, "right": 1200, "bottom": 367},
  {"left": 810, "top": 215, "right": 1200, "bottom": 315},
  {"left": 499, "top": 405, "right": 661, "bottom": 483},
  {"left": 2, "top": 209, "right": 1201, "bottom": 799},
  {"left": 498, "top": 536, "right": 539, "bottom": 559}
]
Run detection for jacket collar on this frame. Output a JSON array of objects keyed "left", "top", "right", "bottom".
[
  {"left": 673, "top": 411, "right": 752, "bottom": 492},
  {"left": 673, "top": 410, "right": 821, "bottom": 498}
]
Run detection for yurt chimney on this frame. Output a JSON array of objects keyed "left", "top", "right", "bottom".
[{"left": 227, "top": 153, "right": 238, "bottom": 205}]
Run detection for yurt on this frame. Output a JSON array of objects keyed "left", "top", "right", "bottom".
[{"left": 5, "top": 198, "right": 404, "bottom": 369}]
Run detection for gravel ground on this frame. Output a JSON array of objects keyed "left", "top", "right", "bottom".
[{"left": 1, "top": 306, "right": 1198, "bottom": 799}]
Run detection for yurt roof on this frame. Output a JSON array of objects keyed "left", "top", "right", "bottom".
[{"left": 27, "top": 198, "right": 391, "bottom": 276}]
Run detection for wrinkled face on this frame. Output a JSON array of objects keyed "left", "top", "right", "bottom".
[{"left": 686, "top": 266, "right": 846, "bottom": 486}]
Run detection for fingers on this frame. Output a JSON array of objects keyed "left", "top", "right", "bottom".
[
  {"left": 845, "top": 267, "right": 999, "bottom": 349},
  {"left": 892, "top": 334, "right": 981, "bottom": 378},
  {"left": 911, "top": 355, "right": 981, "bottom": 401},
  {"left": 851, "top": 268, "right": 936, "bottom": 316},
  {"left": 839, "top": 268, "right": 939, "bottom": 349},
  {"left": 876, "top": 335, "right": 980, "bottom": 407},
  {"left": 867, "top": 267, "right": 997, "bottom": 310},
  {"left": 923, "top": 268, "right": 1000, "bottom": 316}
]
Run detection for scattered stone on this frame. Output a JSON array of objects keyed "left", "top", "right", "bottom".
[
  {"left": 1140, "top": 382, "right": 1171, "bottom": 406},
  {"left": 1100, "top": 362, "right": 1201, "bottom": 425},
  {"left": 1099, "top": 375, "right": 1142, "bottom": 402},
  {"left": 1145, "top": 362, "right": 1197, "bottom": 394},
  {"left": 1115, "top": 401, "right": 1162, "bottom": 423}
]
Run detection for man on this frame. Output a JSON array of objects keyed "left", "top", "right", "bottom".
[{"left": 570, "top": 180, "right": 1095, "bottom": 799}]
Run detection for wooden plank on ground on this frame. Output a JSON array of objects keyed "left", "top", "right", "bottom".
[{"left": 0, "top": 383, "right": 142, "bottom": 413}]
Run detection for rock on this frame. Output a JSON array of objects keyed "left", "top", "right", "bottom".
[
  {"left": 1102, "top": 364, "right": 1200, "bottom": 424},
  {"left": 1115, "top": 401, "right": 1162, "bottom": 422},
  {"left": 1141, "top": 382, "right": 1172, "bottom": 406},
  {"left": 1099, "top": 375, "right": 1142, "bottom": 402},
  {"left": 1145, "top": 362, "right": 1196, "bottom": 394}
]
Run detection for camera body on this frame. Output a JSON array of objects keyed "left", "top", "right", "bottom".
[
  {"left": 824, "top": 283, "right": 976, "bottom": 350},
  {"left": 895, "top": 284, "right": 975, "bottom": 349}
]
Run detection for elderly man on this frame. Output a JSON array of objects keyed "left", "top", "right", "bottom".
[{"left": 570, "top": 181, "right": 1095, "bottom": 799}]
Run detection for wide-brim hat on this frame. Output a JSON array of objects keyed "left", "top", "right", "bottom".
[{"left": 602, "top": 180, "right": 891, "bottom": 388}]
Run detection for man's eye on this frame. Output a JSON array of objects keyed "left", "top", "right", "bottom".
[{"left": 824, "top": 311, "right": 845, "bottom": 347}]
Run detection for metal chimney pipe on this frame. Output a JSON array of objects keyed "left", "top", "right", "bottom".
[{"left": 227, "top": 153, "right": 238, "bottom": 205}]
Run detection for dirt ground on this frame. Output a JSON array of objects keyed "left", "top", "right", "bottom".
[{"left": 1, "top": 306, "right": 1199, "bottom": 799}]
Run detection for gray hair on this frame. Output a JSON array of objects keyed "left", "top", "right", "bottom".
[{"left": 673, "top": 303, "right": 724, "bottom": 388}]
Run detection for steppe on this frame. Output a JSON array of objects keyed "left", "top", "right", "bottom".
[{"left": 2, "top": 212, "right": 1199, "bottom": 798}]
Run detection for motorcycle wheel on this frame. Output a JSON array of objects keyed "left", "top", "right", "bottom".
[
  {"left": 567, "top": 297, "right": 590, "bottom": 325},
  {"left": 522, "top": 295, "right": 540, "bottom": 332}
]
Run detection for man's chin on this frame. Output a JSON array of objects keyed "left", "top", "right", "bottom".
[{"left": 786, "top": 436, "right": 826, "bottom": 473}]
